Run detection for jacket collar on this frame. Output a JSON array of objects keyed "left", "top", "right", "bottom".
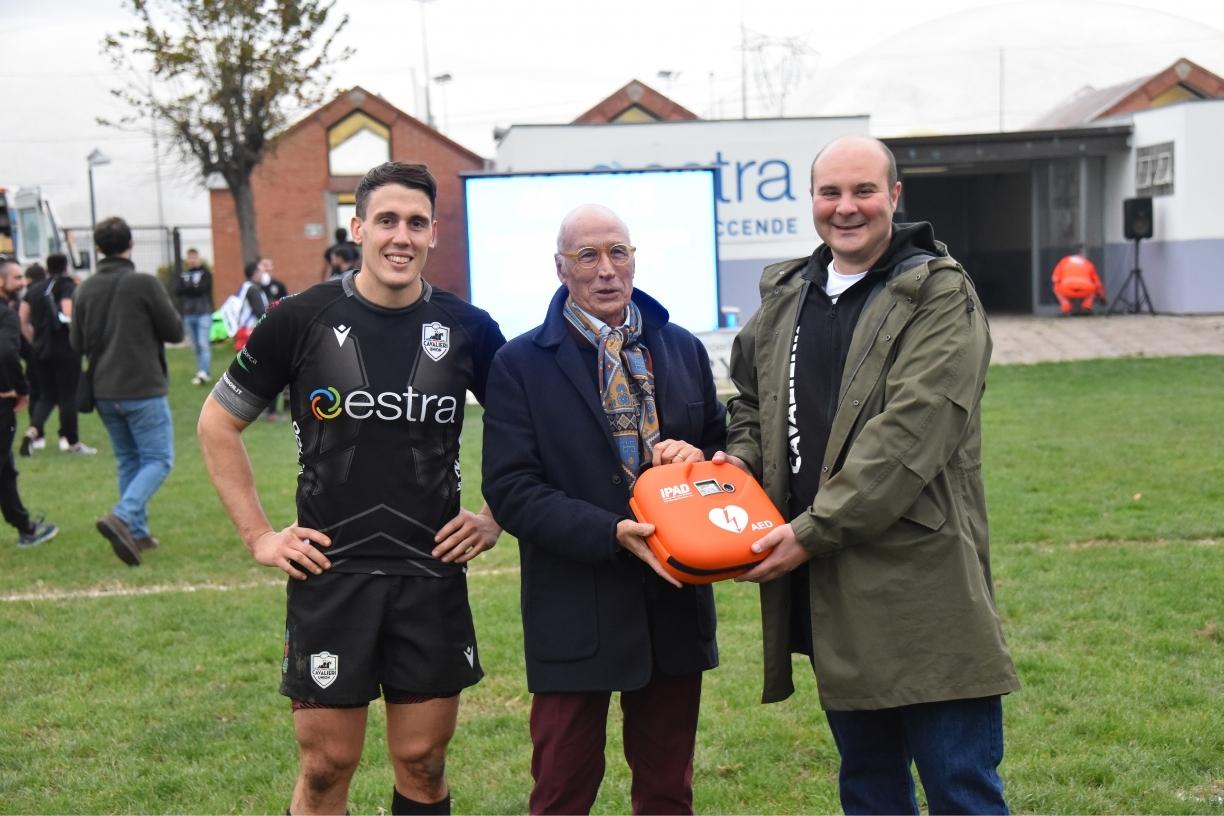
[
  {"left": 97, "top": 257, "right": 136, "bottom": 275},
  {"left": 764, "top": 221, "right": 946, "bottom": 295},
  {"left": 341, "top": 270, "right": 433, "bottom": 308},
  {"left": 532, "top": 285, "right": 670, "bottom": 349}
]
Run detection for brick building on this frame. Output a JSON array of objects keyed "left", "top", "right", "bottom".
[
  {"left": 209, "top": 86, "right": 485, "bottom": 299},
  {"left": 571, "top": 79, "right": 699, "bottom": 124},
  {"left": 1029, "top": 58, "right": 1224, "bottom": 129}
]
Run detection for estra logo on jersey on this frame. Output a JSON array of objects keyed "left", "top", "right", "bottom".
[{"left": 309, "top": 386, "right": 458, "bottom": 423}]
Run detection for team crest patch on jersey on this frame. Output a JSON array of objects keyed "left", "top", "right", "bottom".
[
  {"left": 422, "top": 322, "right": 450, "bottom": 361},
  {"left": 310, "top": 651, "right": 339, "bottom": 688}
]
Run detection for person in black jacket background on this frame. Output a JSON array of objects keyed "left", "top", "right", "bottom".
[
  {"left": 256, "top": 256, "right": 289, "bottom": 302},
  {"left": 19, "top": 252, "right": 95, "bottom": 455},
  {"left": 0, "top": 257, "right": 57, "bottom": 548},
  {"left": 173, "top": 248, "right": 214, "bottom": 386}
]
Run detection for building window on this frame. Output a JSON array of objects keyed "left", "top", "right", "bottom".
[
  {"left": 336, "top": 193, "right": 356, "bottom": 236},
  {"left": 1135, "top": 142, "right": 1174, "bottom": 198},
  {"left": 328, "top": 112, "right": 391, "bottom": 176}
]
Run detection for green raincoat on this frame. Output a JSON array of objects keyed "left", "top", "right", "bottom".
[{"left": 726, "top": 241, "right": 1020, "bottom": 711}]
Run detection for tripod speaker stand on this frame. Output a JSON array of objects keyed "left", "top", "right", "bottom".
[{"left": 1107, "top": 237, "right": 1156, "bottom": 316}]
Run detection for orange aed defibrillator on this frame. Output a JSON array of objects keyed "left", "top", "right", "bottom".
[{"left": 629, "top": 460, "right": 784, "bottom": 585}]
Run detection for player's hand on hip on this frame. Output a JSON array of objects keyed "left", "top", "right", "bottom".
[
  {"left": 251, "top": 525, "right": 332, "bottom": 580},
  {"left": 711, "top": 450, "right": 751, "bottom": 474},
  {"left": 434, "top": 507, "right": 500, "bottom": 563},
  {"left": 616, "top": 518, "right": 682, "bottom": 589},
  {"left": 651, "top": 439, "right": 705, "bottom": 467},
  {"left": 735, "top": 523, "right": 811, "bottom": 583}
]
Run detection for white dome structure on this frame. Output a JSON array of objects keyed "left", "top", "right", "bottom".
[{"left": 794, "top": 0, "right": 1224, "bottom": 134}]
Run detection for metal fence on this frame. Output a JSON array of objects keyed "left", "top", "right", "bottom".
[{"left": 66, "top": 224, "right": 214, "bottom": 279}]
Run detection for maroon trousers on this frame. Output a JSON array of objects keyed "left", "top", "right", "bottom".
[{"left": 528, "top": 671, "right": 703, "bottom": 815}]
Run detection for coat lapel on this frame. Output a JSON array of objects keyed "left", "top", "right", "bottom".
[
  {"left": 554, "top": 336, "right": 618, "bottom": 456},
  {"left": 642, "top": 324, "right": 669, "bottom": 430}
]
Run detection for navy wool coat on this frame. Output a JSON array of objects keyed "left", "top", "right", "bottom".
[{"left": 482, "top": 286, "right": 726, "bottom": 693}]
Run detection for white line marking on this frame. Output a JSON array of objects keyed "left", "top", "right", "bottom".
[{"left": 0, "top": 566, "right": 521, "bottom": 603}]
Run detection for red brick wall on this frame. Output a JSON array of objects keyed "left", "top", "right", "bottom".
[
  {"left": 209, "top": 90, "right": 485, "bottom": 302},
  {"left": 572, "top": 79, "right": 699, "bottom": 124},
  {"left": 209, "top": 188, "right": 242, "bottom": 296}
]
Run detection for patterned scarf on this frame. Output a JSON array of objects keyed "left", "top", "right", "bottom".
[{"left": 563, "top": 297, "right": 660, "bottom": 486}]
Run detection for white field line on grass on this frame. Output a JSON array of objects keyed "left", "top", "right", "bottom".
[
  {"left": 0, "top": 566, "right": 522, "bottom": 603},
  {"left": 8, "top": 538, "right": 1218, "bottom": 602}
]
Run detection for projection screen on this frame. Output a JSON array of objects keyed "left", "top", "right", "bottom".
[{"left": 464, "top": 167, "right": 720, "bottom": 341}]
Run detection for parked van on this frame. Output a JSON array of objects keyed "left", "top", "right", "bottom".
[{"left": 0, "top": 185, "right": 79, "bottom": 267}]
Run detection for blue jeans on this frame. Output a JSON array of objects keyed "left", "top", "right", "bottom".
[
  {"left": 825, "top": 696, "right": 1009, "bottom": 815},
  {"left": 96, "top": 397, "right": 175, "bottom": 539},
  {"left": 183, "top": 312, "right": 212, "bottom": 374}
]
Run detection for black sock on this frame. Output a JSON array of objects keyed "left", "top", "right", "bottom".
[{"left": 392, "top": 787, "right": 450, "bottom": 815}]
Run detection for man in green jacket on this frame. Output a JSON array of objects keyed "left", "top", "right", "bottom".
[
  {"left": 716, "top": 135, "right": 1019, "bottom": 815},
  {"left": 71, "top": 217, "right": 183, "bottom": 566}
]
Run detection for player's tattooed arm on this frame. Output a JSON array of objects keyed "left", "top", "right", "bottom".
[{"left": 433, "top": 502, "right": 501, "bottom": 564}]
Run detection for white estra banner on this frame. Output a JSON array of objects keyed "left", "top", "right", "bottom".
[{"left": 495, "top": 117, "right": 867, "bottom": 274}]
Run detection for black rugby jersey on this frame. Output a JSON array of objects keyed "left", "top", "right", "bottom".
[{"left": 213, "top": 272, "right": 505, "bottom": 577}]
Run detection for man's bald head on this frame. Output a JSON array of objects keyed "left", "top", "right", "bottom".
[
  {"left": 811, "top": 136, "right": 898, "bottom": 192},
  {"left": 554, "top": 204, "right": 635, "bottom": 325},
  {"left": 808, "top": 135, "right": 903, "bottom": 274},
  {"left": 556, "top": 204, "right": 630, "bottom": 253}
]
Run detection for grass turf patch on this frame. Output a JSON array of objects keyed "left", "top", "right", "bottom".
[{"left": 1, "top": 349, "right": 1221, "bottom": 813}]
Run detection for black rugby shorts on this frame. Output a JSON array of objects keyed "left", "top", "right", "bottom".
[{"left": 280, "top": 571, "right": 483, "bottom": 706}]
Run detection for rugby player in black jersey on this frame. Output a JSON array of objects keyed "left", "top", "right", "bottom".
[{"left": 198, "top": 162, "right": 505, "bottom": 816}]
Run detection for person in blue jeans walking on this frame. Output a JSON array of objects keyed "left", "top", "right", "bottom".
[
  {"left": 173, "top": 248, "right": 214, "bottom": 385},
  {"left": 70, "top": 216, "right": 183, "bottom": 566}
]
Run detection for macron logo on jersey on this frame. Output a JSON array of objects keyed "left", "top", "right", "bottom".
[
  {"left": 333, "top": 324, "right": 352, "bottom": 347},
  {"left": 309, "top": 385, "right": 458, "bottom": 424}
]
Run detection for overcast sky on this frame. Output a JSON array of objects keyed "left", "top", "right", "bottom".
[{"left": 2, "top": 0, "right": 1222, "bottom": 232}]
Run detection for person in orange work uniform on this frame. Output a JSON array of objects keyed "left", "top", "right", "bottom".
[{"left": 1052, "top": 252, "right": 1106, "bottom": 314}]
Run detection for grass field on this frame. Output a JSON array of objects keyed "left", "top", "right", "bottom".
[{"left": 1, "top": 349, "right": 1222, "bottom": 814}]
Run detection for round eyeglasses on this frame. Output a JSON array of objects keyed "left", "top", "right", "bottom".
[{"left": 558, "top": 243, "right": 636, "bottom": 269}]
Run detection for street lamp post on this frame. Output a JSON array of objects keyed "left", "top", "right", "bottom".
[
  {"left": 433, "top": 73, "right": 452, "bottom": 133},
  {"left": 657, "top": 69, "right": 679, "bottom": 96},
  {"left": 415, "top": 0, "right": 438, "bottom": 129},
  {"left": 86, "top": 148, "right": 111, "bottom": 273}
]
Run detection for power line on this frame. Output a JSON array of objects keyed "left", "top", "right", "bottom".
[
  {"left": 0, "top": 69, "right": 123, "bottom": 78},
  {"left": 0, "top": 135, "right": 150, "bottom": 144}
]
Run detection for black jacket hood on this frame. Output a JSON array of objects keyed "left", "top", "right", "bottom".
[{"left": 805, "top": 221, "right": 946, "bottom": 285}]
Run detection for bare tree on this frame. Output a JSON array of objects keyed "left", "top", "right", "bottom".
[{"left": 103, "top": 0, "right": 352, "bottom": 264}]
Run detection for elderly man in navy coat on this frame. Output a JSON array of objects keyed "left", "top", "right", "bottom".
[{"left": 482, "top": 204, "right": 726, "bottom": 815}]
